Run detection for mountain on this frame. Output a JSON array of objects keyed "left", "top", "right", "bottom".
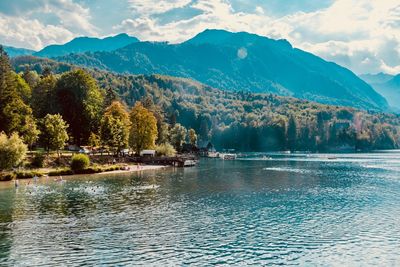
[
  {"left": 52, "top": 29, "right": 388, "bottom": 111},
  {"left": 360, "top": 73, "right": 394, "bottom": 85},
  {"left": 34, "top": 33, "right": 139, "bottom": 58},
  {"left": 361, "top": 73, "right": 400, "bottom": 110},
  {"left": 11, "top": 56, "right": 400, "bottom": 151},
  {"left": 3, "top": 45, "right": 35, "bottom": 57}
]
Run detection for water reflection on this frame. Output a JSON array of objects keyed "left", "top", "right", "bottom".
[{"left": 1, "top": 152, "right": 400, "bottom": 265}]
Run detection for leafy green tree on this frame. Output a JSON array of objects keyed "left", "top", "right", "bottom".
[
  {"left": 0, "top": 47, "right": 36, "bottom": 137},
  {"left": 170, "top": 123, "right": 187, "bottom": 151},
  {"left": 157, "top": 122, "right": 170, "bottom": 145},
  {"left": 88, "top": 132, "right": 101, "bottom": 148},
  {"left": 13, "top": 73, "right": 31, "bottom": 103},
  {"left": 0, "top": 132, "right": 27, "bottom": 171},
  {"left": 56, "top": 69, "right": 104, "bottom": 145},
  {"left": 129, "top": 102, "right": 158, "bottom": 154},
  {"left": 31, "top": 74, "right": 58, "bottom": 118},
  {"left": 155, "top": 143, "right": 176, "bottom": 156},
  {"left": 41, "top": 114, "right": 69, "bottom": 156},
  {"left": 22, "top": 68, "right": 40, "bottom": 89},
  {"left": 20, "top": 116, "right": 40, "bottom": 149},
  {"left": 100, "top": 101, "right": 130, "bottom": 155},
  {"left": 188, "top": 128, "right": 197, "bottom": 146}
]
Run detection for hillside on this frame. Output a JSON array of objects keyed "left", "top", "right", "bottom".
[
  {"left": 12, "top": 56, "right": 400, "bottom": 151},
  {"left": 51, "top": 29, "right": 388, "bottom": 111},
  {"left": 360, "top": 73, "right": 400, "bottom": 111},
  {"left": 34, "top": 33, "right": 139, "bottom": 58},
  {"left": 3, "top": 45, "right": 35, "bottom": 57}
]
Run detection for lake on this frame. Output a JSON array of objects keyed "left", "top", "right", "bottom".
[{"left": 1, "top": 151, "right": 400, "bottom": 266}]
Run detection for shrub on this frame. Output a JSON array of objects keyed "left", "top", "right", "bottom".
[
  {"left": 30, "top": 153, "right": 45, "bottom": 168},
  {"left": 48, "top": 168, "right": 73, "bottom": 176},
  {"left": 14, "top": 170, "right": 44, "bottom": 179},
  {"left": 71, "top": 154, "right": 90, "bottom": 172},
  {"left": 0, "top": 133, "right": 27, "bottom": 171},
  {"left": 0, "top": 172, "right": 16, "bottom": 181},
  {"left": 155, "top": 143, "right": 176, "bottom": 156}
]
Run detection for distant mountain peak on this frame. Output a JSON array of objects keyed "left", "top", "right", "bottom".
[
  {"left": 34, "top": 33, "right": 139, "bottom": 58},
  {"left": 185, "top": 29, "right": 292, "bottom": 50}
]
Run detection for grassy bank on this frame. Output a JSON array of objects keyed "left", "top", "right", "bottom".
[{"left": 0, "top": 164, "right": 128, "bottom": 181}]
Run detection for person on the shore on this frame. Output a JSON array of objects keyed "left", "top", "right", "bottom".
[{"left": 14, "top": 179, "right": 19, "bottom": 188}]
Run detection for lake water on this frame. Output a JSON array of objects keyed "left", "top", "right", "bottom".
[{"left": 1, "top": 151, "right": 400, "bottom": 266}]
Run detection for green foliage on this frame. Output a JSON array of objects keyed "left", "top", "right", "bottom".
[
  {"left": 56, "top": 69, "right": 104, "bottom": 145},
  {"left": 30, "top": 153, "right": 46, "bottom": 168},
  {"left": 48, "top": 168, "right": 73, "bottom": 176},
  {"left": 0, "top": 47, "right": 37, "bottom": 140},
  {"left": 11, "top": 57, "right": 400, "bottom": 152},
  {"left": 71, "top": 154, "right": 90, "bottom": 171},
  {"left": 188, "top": 128, "right": 197, "bottom": 146},
  {"left": 100, "top": 101, "right": 130, "bottom": 153},
  {"left": 170, "top": 123, "right": 187, "bottom": 150},
  {"left": 0, "top": 172, "right": 16, "bottom": 181},
  {"left": 155, "top": 143, "right": 176, "bottom": 156},
  {"left": 129, "top": 102, "right": 158, "bottom": 154},
  {"left": 0, "top": 132, "right": 27, "bottom": 171},
  {"left": 88, "top": 132, "right": 101, "bottom": 148},
  {"left": 14, "top": 170, "right": 44, "bottom": 179},
  {"left": 41, "top": 114, "right": 69, "bottom": 152},
  {"left": 31, "top": 74, "right": 58, "bottom": 118}
]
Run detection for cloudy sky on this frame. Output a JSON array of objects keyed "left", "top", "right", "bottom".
[{"left": 0, "top": 0, "right": 399, "bottom": 75}]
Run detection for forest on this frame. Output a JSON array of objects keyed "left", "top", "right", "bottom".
[{"left": 3, "top": 52, "right": 400, "bottom": 158}]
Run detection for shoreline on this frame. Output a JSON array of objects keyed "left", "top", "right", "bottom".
[{"left": 0, "top": 164, "right": 169, "bottom": 186}]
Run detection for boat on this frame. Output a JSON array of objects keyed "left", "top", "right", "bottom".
[
  {"left": 183, "top": 160, "right": 197, "bottom": 167},
  {"left": 220, "top": 153, "right": 237, "bottom": 160}
]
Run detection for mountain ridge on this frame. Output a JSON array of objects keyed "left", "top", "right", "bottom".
[
  {"left": 34, "top": 33, "right": 139, "bottom": 58},
  {"left": 48, "top": 29, "right": 387, "bottom": 111}
]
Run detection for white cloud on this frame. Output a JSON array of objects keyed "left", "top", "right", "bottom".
[
  {"left": 127, "top": 0, "right": 192, "bottom": 15},
  {"left": 0, "top": 0, "right": 97, "bottom": 50},
  {"left": 0, "top": 15, "right": 74, "bottom": 50}
]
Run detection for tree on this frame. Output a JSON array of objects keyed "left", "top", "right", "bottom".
[
  {"left": 170, "top": 123, "right": 187, "bottom": 151},
  {"left": 22, "top": 68, "right": 40, "bottom": 89},
  {"left": 129, "top": 102, "right": 158, "bottom": 154},
  {"left": 20, "top": 116, "right": 40, "bottom": 149},
  {"left": 287, "top": 115, "right": 297, "bottom": 151},
  {"left": 13, "top": 73, "right": 31, "bottom": 104},
  {"left": 41, "top": 114, "right": 69, "bottom": 156},
  {"left": 31, "top": 74, "right": 58, "bottom": 118},
  {"left": 155, "top": 143, "right": 176, "bottom": 156},
  {"left": 0, "top": 132, "right": 27, "bottom": 171},
  {"left": 188, "top": 128, "right": 197, "bottom": 146},
  {"left": 56, "top": 69, "right": 104, "bottom": 145},
  {"left": 100, "top": 101, "right": 130, "bottom": 155},
  {"left": 0, "top": 47, "right": 36, "bottom": 137},
  {"left": 88, "top": 132, "right": 101, "bottom": 148}
]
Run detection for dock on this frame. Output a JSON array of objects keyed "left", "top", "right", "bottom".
[{"left": 129, "top": 155, "right": 199, "bottom": 167}]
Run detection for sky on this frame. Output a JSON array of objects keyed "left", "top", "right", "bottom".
[{"left": 0, "top": 0, "right": 399, "bottom": 75}]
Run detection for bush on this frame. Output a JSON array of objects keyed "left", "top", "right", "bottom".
[
  {"left": 0, "top": 172, "right": 16, "bottom": 181},
  {"left": 155, "top": 143, "right": 176, "bottom": 156},
  {"left": 71, "top": 154, "right": 90, "bottom": 172},
  {"left": 0, "top": 133, "right": 27, "bottom": 171},
  {"left": 30, "top": 153, "right": 46, "bottom": 168},
  {"left": 48, "top": 168, "right": 73, "bottom": 176},
  {"left": 14, "top": 170, "right": 44, "bottom": 179}
]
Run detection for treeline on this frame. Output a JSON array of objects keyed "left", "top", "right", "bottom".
[
  {"left": 9, "top": 55, "right": 400, "bottom": 153},
  {"left": 0, "top": 48, "right": 197, "bottom": 172}
]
